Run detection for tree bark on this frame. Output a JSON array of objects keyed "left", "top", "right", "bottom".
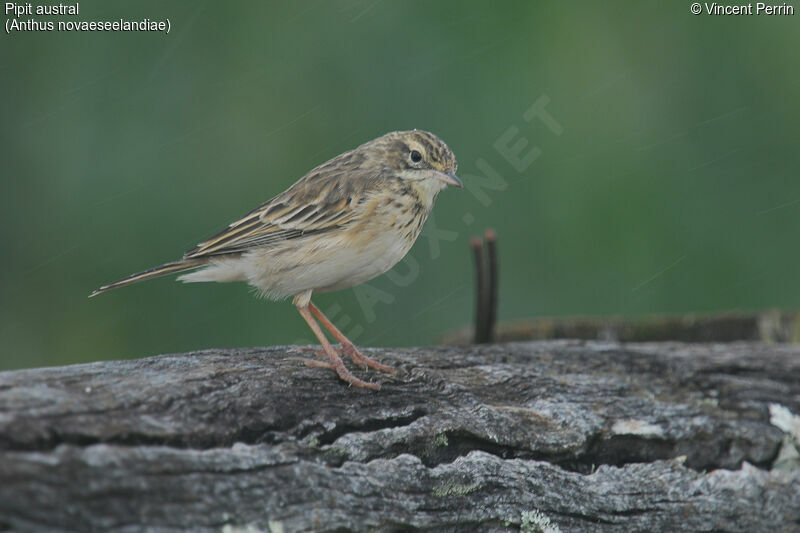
[
  {"left": 1, "top": 341, "right": 798, "bottom": 532},
  {"left": 440, "top": 310, "right": 800, "bottom": 345}
]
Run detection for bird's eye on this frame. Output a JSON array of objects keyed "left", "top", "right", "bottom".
[{"left": 410, "top": 150, "right": 422, "bottom": 163}]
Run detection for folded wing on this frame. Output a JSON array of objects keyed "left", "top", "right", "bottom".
[{"left": 183, "top": 170, "right": 375, "bottom": 259}]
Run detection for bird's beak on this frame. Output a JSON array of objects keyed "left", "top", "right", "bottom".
[{"left": 435, "top": 169, "right": 463, "bottom": 188}]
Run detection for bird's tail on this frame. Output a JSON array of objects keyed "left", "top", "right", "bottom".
[{"left": 90, "top": 258, "right": 208, "bottom": 297}]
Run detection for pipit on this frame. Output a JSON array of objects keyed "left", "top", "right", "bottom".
[{"left": 91, "top": 130, "right": 461, "bottom": 389}]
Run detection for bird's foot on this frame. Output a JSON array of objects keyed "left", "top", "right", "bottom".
[
  {"left": 292, "top": 345, "right": 394, "bottom": 373},
  {"left": 339, "top": 343, "right": 396, "bottom": 374},
  {"left": 289, "top": 356, "right": 334, "bottom": 369},
  {"left": 332, "top": 363, "right": 381, "bottom": 390},
  {"left": 289, "top": 348, "right": 381, "bottom": 390},
  {"left": 292, "top": 346, "right": 327, "bottom": 358}
]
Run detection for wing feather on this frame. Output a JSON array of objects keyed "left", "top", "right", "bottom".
[{"left": 183, "top": 164, "right": 379, "bottom": 259}]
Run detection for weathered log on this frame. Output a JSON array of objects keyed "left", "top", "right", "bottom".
[
  {"left": 1, "top": 341, "right": 798, "bottom": 532},
  {"left": 441, "top": 310, "right": 800, "bottom": 345}
]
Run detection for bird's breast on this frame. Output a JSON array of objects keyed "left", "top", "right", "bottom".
[{"left": 241, "top": 185, "right": 437, "bottom": 297}]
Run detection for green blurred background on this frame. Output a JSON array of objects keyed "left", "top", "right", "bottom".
[{"left": 2, "top": 1, "right": 799, "bottom": 370}]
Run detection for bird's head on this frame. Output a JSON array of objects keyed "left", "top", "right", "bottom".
[{"left": 369, "top": 130, "right": 461, "bottom": 190}]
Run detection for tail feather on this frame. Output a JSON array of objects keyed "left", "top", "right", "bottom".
[{"left": 90, "top": 258, "right": 208, "bottom": 297}]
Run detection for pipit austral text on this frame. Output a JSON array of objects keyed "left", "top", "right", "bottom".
[{"left": 91, "top": 130, "right": 461, "bottom": 389}]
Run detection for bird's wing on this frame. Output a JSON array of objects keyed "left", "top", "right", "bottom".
[{"left": 183, "top": 171, "right": 376, "bottom": 258}]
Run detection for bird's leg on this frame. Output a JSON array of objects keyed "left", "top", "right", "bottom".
[
  {"left": 295, "top": 303, "right": 380, "bottom": 390},
  {"left": 308, "top": 301, "right": 395, "bottom": 373}
]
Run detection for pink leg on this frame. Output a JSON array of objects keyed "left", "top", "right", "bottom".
[
  {"left": 309, "top": 301, "right": 395, "bottom": 373},
  {"left": 295, "top": 304, "right": 380, "bottom": 390}
]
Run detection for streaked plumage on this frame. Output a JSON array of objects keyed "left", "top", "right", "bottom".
[{"left": 92, "top": 130, "right": 461, "bottom": 389}]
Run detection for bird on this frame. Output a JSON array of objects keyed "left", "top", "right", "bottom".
[{"left": 91, "top": 130, "right": 462, "bottom": 390}]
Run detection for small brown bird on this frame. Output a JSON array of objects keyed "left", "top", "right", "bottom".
[{"left": 91, "top": 130, "right": 461, "bottom": 389}]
